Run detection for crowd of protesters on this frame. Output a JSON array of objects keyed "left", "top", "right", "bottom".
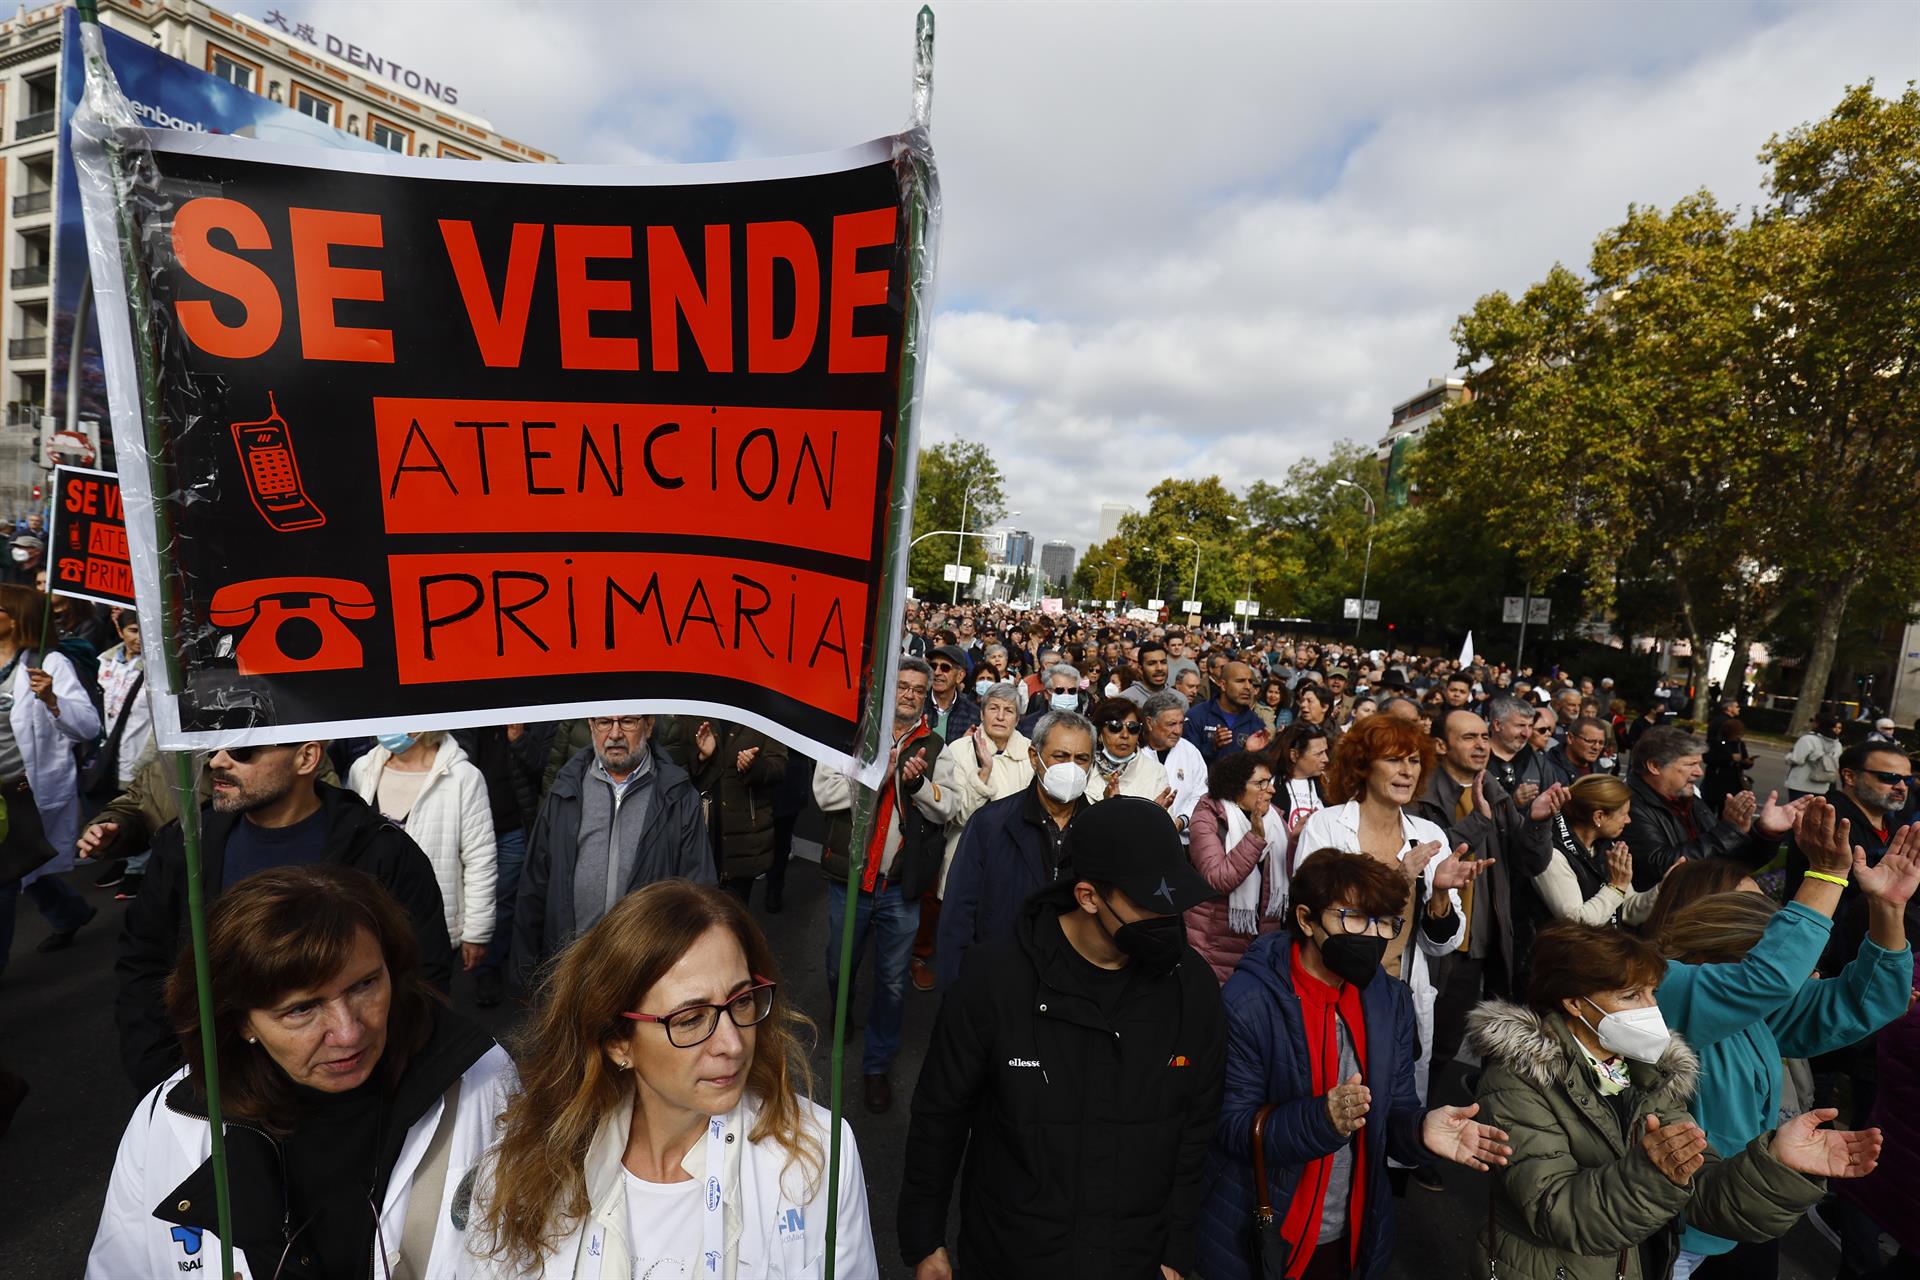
[{"left": 0, "top": 585, "right": 1912, "bottom": 1278}]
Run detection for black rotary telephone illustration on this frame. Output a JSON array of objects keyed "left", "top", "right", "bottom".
[
  {"left": 209, "top": 577, "right": 375, "bottom": 675},
  {"left": 230, "top": 391, "right": 326, "bottom": 532}
]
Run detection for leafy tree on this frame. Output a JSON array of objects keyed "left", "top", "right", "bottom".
[{"left": 908, "top": 441, "right": 1004, "bottom": 600}]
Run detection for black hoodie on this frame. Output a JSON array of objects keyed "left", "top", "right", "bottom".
[
  {"left": 115, "top": 782, "right": 454, "bottom": 1093},
  {"left": 898, "top": 879, "right": 1227, "bottom": 1279}
]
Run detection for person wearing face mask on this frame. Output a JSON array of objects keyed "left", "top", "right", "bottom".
[
  {"left": 1197, "top": 851, "right": 1513, "bottom": 1280},
  {"left": 3, "top": 532, "right": 43, "bottom": 586},
  {"left": 1086, "top": 695, "right": 1172, "bottom": 805},
  {"left": 899, "top": 797, "right": 1226, "bottom": 1280},
  {"left": 1467, "top": 923, "right": 1879, "bottom": 1280},
  {"left": 1184, "top": 750, "right": 1291, "bottom": 984},
  {"left": 1651, "top": 802, "right": 1918, "bottom": 1280},
  {"left": 348, "top": 730, "right": 497, "bottom": 978},
  {"left": 936, "top": 709, "right": 1096, "bottom": 991},
  {"left": 1017, "top": 661, "right": 1086, "bottom": 738}
]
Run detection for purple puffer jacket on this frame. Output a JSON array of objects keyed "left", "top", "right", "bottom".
[
  {"left": 1840, "top": 953, "right": 1920, "bottom": 1252},
  {"left": 1185, "top": 796, "right": 1288, "bottom": 984}
]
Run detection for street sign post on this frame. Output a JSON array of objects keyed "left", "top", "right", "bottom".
[{"left": 942, "top": 563, "right": 973, "bottom": 584}]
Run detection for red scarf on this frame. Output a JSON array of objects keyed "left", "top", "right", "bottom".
[
  {"left": 861, "top": 723, "right": 929, "bottom": 892},
  {"left": 1280, "top": 941, "right": 1370, "bottom": 1276},
  {"left": 1662, "top": 792, "right": 1699, "bottom": 841}
]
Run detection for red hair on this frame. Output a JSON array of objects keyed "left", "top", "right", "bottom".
[{"left": 1324, "top": 714, "right": 1435, "bottom": 805}]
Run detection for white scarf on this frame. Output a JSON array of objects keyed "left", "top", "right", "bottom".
[{"left": 1223, "top": 799, "right": 1286, "bottom": 935}]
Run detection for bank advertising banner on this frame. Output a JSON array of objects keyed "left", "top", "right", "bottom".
[
  {"left": 72, "top": 118, "right": 935, "bottom": 781},
  {"left": 53, "top": 8, "right": 377, "bottom": 454}
]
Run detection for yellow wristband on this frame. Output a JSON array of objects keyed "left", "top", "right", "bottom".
[{"left": 1805, "top": 871, "right": 1850, "bottom": 887}]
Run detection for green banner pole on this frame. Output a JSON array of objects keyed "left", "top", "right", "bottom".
[
  {"left": 822, "top": 9, "right": 935, "bottom": 1277},
  {"left": 72, "top": 5, "right": 233, "bottom": 1278}
]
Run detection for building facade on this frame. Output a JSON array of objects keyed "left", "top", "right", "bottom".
[
  {"left": 1097, "top": 501, "right": 1135, "bottom": 544},
  {"left": 1375, "top": 376, "right": 1470, "bottom": 459},
  {"left": 1039, "top": 540, "right": 1075, "bottom": 588},
  {"left": 0, "top": 0, "right": 552, "bottom": 515}
]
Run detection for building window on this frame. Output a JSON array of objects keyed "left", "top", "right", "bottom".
[
  {"left": 290, "top": 83, "right": 338, "bottom": 126},
  {"left": 206, "top": 45, "right": 259, "bottom": 93},
  {"left": 367, "top": 115, "right": 412, "bottom": 154},
  {"left": 436, "top": 142, "right": 479, "bottom": 160}
]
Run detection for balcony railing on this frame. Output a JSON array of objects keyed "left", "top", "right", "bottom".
[
  {"left": 8, "top": 337, "right": 47, "bottom": 360},
  {"left": 14, "top": 110, "right": 54, "bottom": 141},
  {"left": 9, "top": 264, "right": 47, "bottom": 289},
  {"left": 11, "top": 190, "right": 49, "bottom": 216},
  {"left": 6, "top": 402, "right": 42, "bottom": 428}
]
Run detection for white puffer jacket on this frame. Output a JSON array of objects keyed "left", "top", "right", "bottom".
[{"left": 349, "top": 736, "right": 498, "bottom": 944}]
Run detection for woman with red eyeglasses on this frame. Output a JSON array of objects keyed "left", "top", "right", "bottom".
[{"left": 464, "top": 878, "right": 876, "bottom": 1279}]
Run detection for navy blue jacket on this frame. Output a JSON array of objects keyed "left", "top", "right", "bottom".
[
  {"left": 936, "top": 785, "right": 1087, "bottom": 989},
  {"left": 925, "top": 689, "right": 981, "bottom": 742},
  {"left": 1184, "top": 697, "right": 1266, "bottom": 766},
  {"left": 1195, "top": 931, "right": 1432, "bottom": 1280}
]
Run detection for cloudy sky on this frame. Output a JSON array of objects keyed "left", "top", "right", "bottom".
[{"left": 266, "top": 0, "right": 1914, "bottom": 554}]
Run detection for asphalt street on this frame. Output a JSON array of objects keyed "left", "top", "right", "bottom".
[{"left": 0, "top": 745, "right": 1841, "bottom": 1279}]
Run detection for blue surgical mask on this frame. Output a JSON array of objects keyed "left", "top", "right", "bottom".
[
  {"left": 1050, "top": 691, "right": 1079, "bottom": 713},
  {"left": 975, "top": 678, "right": 994, "bottom": 697},
  {"left": 376, "top": 732, "right": 418, "bottom": 755}
]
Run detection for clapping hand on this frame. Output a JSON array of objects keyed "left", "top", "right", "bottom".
[
  {"left": 1429, "top": 843, "right": 1491, "bottom": 892},
  {"left": 1403, "top": 839, "right": 1445, "bottom": 881},
  {"left": 1792, "top": 798, "right": 1854, "bottom": 877},
  {"left": 1471, "top": 771, "right": 1492, "bottom": 820},
  {"left": 1529, "top": 783, "right": 1571, "bottom": 822},
  {"left": 1511, "top": 782, "right": 1540, "bottom": 809},
  {"left": 1722, "top": 790, "right": 1758, "bottom": 833},
  {"left": 1287, "top": 807, "right": 1312, "bottom": 838},
  {"left": 1325, "top": 1072, "right": 1371, "bottom": 1137},
  {"left": 1153, "top": 786, "right": 1176, "bottom": 810},
  {"left": 1770, "top": 1109, "right": 1882, "bottom": 1179},
  {"left": 694, "top": 720, "right": 718, "bottom": 762},
  {"left": 1755, "top": 790, "right": 1810, "bottom": 839},
  {"left": 1421, "top": 1103, "right": 1511, "bottom": 1171},
  {"left": 1606, "top": 842, "right": 1634, "bottom": 892},
  {"left": 970, "top": 725, "right": 994, "bottom": 769},
  {"left": 900, "top": 748, "right": 930, "bottom": 785},
  {"left": 735, "top": 745, "right": 760, "bottom": 774},
  {"left": 1855, "top": 823, "right": 1920, "bottom": 907},
  {"left": 1641, "top": 1115, "right": 1707, "bottom": 1187}
]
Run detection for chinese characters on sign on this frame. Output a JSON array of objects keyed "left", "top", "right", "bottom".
[{"left": 260, "top": 11, "right": 461, "bottom": 106}]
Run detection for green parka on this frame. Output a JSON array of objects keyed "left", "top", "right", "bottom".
[{"left": 1466, "top": 1000, "right": 1822, "bottom": 1280}]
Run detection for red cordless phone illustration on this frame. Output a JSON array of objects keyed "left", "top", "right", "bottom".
[
  {"left": 209, "top": 577, "right": 375, "bottom": 675},
  {"left": 231, "top": 392, "right": 326, "bottom": 531}
]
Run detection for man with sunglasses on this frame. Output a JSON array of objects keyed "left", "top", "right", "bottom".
[
  {"left": 113, "top": 740, "right": 454, "bottom": 1092},
  {"left": 1786, "top": 741, "right": 1912, "bottom": 922},
  {"left": 513, "top": 713, "right": 712, "bottom": 993},
  {"left": 924, "top": 644, "right": 981, "bottom": 743}
]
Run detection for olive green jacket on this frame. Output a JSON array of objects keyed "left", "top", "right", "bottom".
[{"left": 1467, "top": 1000, "right": 1822, "bottom": 1280}]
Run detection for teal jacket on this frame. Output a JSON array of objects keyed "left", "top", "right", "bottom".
[{"left": 1657, "top": 900, "right": 1911, "bottom": 1256}]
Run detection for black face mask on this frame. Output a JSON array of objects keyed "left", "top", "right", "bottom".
[
  {"left": 1314, "top": 929, "right": 1389, "bottom": 989},
  {"left": 1110, "top": 912, "right": 1186, "bottom": 975}
]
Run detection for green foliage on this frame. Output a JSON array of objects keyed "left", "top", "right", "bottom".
[{"left": 908, "top": 441, "right": 1005, "bottom": 599}]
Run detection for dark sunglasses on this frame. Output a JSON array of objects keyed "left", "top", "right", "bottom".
[
  {"left": 929, "top": 661, "right": 957, "bottom": 672},
  {"left": 218, "top": 744, "right": 275, "bottom": 763},
  {"left": 1100, "top": 720, "right": 1142, "bottom": 735},
  {"left": 1861, "top": 768, "right": 1912, "bottom": 786}
]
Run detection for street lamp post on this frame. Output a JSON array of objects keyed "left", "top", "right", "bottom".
[
  {"left": 952, "top": 483, "right": 978, "bottom": 605},
  {"left": 914, "top": 509, "right": 1018, "bottom": 601},
  {"left": 1174, "top": 534, "right": 1200, "bottom": 616},
  {"left": 1334, "top": 478, "right": 1376, "bottom": 639}
]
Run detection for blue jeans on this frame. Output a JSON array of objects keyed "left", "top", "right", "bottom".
[
  {"left": 0, "top": 875, "right": 93, "bottom": 979},
  {"left": 824, "top": 880, "right": 921, "bottom": 1076},
  {"left": 480, "top": 828, "right": 527, "bottom": 973}
]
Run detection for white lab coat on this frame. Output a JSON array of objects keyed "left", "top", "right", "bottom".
[
  {"left": 12, "top": 649, "right": 101, "bottom": 884},
  {"left": 1154, "top": 736, "right": 1209, "bottom": 840},
  {"left": 348, "top": 736, "right": 498, "bottom": 944},
  {"left": 87, "top": 1047, "right": 517, "bottom": 1279},
  {"left": 456, "top": 1091, "right": 878, "bottom": 1280},
  {"left": 1293, "top": 800, "right": 1464, "bottom": 1102}
]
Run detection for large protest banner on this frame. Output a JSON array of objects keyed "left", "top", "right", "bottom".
[
  {"left": 46, "top": 463, "right": 134, "bottom": 608},
  {"left": 72, "top": 129, "right": 933, "bottom": 779}
]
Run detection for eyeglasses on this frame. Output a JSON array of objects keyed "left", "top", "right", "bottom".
[
  {"left": 1324, "top": 907, "right": 1406, "bottom": 939},
  {"left": 622, "top": 979, "right": 778, "bottom": 1048},
  {"left": 1101, "top": 720, "right": 1142, "bottom": 735},
  {"left": 219, "top": 744, "right": 266, "bottom": 763},
  {"left": 1862, "top": 768, "right": 1912, "bottom": 786},
  {"left": 589, "top": 717, "right": 647, "bottom": 735},
  {"left": 896, "top": 680, "right": 928, "bottom": 697},
  {"left": 930, "top": 661, "right": 957, "bottom": 673},
  {"left": 1249, "top": 776, "right": 1277, "bottom": 789},
  {"left": 1574, "top": 737, "right": 1607, "bottom": 749}
]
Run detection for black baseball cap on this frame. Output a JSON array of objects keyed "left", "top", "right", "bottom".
[
  {"left": 929, "top": 645, "right": 969, "bottom": 670},
  {"left": 1063, "top": 798, "right": 1218, "bottom": 915}
]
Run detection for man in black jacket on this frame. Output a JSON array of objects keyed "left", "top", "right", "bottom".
[
  {"left": 899, "top": 797, "right": 1226, "bottom": 1280},
  {"left": 1622, "top": 725, "right": 1805, "bottom": 890},
  {"left": 114, "top": 741, "right": 452, "bottom": 1093}
]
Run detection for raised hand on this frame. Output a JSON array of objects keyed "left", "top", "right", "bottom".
[
  {"left": 1855, "top": 824, "right": 1920, "bottom": 907},
  {"left": 1153, "top": 786, "right": 1176, "bottom": 810},
  {"left": 1529, "top": 783, "right": 1571, "bottom": 823},
  {"left": 1756, "top": 791, "right": 1811, "bottom": 839},
  {"left": 1792, "top": 797, "right": 1854, "bottom": 877},
  {"left": 1770, "top": 1109, "right": 1882, "bottom": 1179},
  {"left": 971, "top": 725, "right": 994, "bottom": 769},
  {"left": 734, "top": 745, "right": 760, "bottom": 774},
  {"left": 1403, "top": 839, "right": 1444, "bottom": 882},
  {"left": 1325, "top": 1072, "right": 1371, "bottom": 1137},
  {"left": 1512, "top": 782, "right": 1541, "bottom": 810},
  {"left": 1641, "top": 1114, "right": 1707, "bottom": 1187},
  {"left": 1430, "top": 845, "right": 1491, "bottom": 892},
  {"left": 900, "top": 748, "right": 931, "bottom": 784},
  {"left": 694, "top": 720, "right": 718, "bottom": 762},
  {"left": 1472, "top": 770, "right": 1492, "bottom": 820},
  {"left": 1606, "top": 842, "right": 1634, "bottom": 892},
  {"left": 1422, "top": 1103, "right": 1512, "bottom": 1171},
  {"left": 1722, "top": 790, "right": 1757, "bottom": 834}
]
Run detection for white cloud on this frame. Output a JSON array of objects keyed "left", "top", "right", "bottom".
[{"left": 263, "top": 0, "right": 1914, "bottom": 550}]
